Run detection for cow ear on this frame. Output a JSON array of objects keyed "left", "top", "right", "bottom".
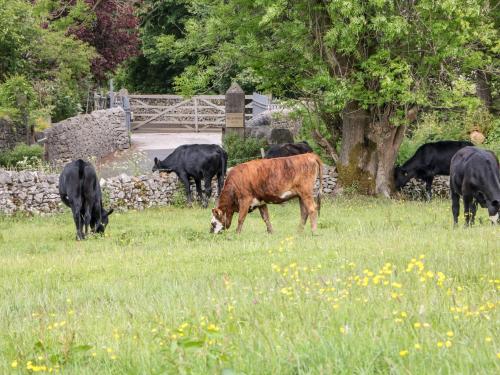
[{"left": 154, "top": 157, "right": 159, "bottom": 165}]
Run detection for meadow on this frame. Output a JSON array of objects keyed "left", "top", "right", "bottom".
[{"left": 0, "top": 197, "right": 498, "bottom": 374}]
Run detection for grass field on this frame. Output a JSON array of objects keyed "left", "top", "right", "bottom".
[{"left": 0, "top": 197, "right": 498, "bottom": 374}]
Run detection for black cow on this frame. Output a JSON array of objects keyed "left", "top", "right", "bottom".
[
  {"left": 153, "top": 144, "right": 227, "bottom": 207},
  {"left": 394, "top": 140, "right": 473, "bottom": 199},
  {"left": 450, "top": 147, "right": 500, "bottom": 226},
  {"left": 59, "top": 160, "right": 113, "bottom": 240},
  {"left": 265, "top": 141, "right": 313, "bottom": 158}
]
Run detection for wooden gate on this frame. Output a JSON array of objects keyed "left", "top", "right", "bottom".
[{"left": 128, "top": 94, "right": 254, "bottom": 133}]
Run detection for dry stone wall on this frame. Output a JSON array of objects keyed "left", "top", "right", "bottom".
[
  {"left": 399, "top": 176, "right": 451, "bottom": 200},
  {"left": 45, "top": 108, "right": 130, "bottom": 165},
  {"left": 0, "top": 166, "right": 339, "bottom": 215},
  {"left": 0, "top": 167, "right": 451, "bottom": 215}
]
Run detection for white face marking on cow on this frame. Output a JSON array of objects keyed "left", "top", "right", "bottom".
[
  {"left": 489, "top": 213, "right": 499, "bottom": 224},
  {"left": 280, "top": 191, "right": 293, "bottom": 199},
  {"left": 250, "top": 198, "right": 263, "bottom": 210},
  {"left": 211, "top": 215, "right": 224, "bottom": 233}
]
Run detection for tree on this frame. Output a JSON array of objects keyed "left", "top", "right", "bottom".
[
  {"left": 171, "top": 0, "right": 499, "bottom": 196},
  {"left": 70, "top": 0, "right": 140, "bottom": 82},
  {"left": 114, "top": 0, "right": 192, "bottom": 93},
  {"left": 0, "top": 0, "right": 95, "bottom": 124},
  {"left": 36, "top": 0, "right": 141, "bottom": 82}
]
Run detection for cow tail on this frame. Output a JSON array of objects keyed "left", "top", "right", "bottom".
[
  {"left": 222, "top": 151, "right": 228, "bottom": 177},
  {"left": 316, "top": 156, "right": 323, "bottom": 216},
  {"left": 77, "top": 159, "right": 85, "bottom": 196}
]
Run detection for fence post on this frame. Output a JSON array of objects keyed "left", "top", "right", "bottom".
[
  {"left": 194, "top": 97, "right": 199, "bottom": 132},
  {"left": 119, "top": 89, "right": 132, "bottom": 143},
  {"left": 109, "top": 79, "right": 115, "bottom": 108},
  {"left": 224, "top": 82, "right": 245, "bottom": 139}
]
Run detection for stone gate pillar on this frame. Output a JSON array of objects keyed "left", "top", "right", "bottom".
[{"left": 224, "top": 82, "right": 245, "bottom": 138}]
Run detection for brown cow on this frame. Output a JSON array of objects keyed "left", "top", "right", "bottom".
[{"left": 210, "top": 153, "right": 323, "bottom": 234}]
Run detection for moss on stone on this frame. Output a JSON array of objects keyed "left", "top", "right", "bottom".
[{"left": 337, "top": 142, "right": 376, "bottom": 195}]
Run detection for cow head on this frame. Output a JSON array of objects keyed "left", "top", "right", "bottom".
[
  {"left": 488, "top": 200, "right": 500, "bottom": 224},
  {"left": 152, "top": 157, "right": 172, "bottom": 173},
  {"left": 210, "top": 208, "right": 226, "bottom": 234},
  {"left": 96, "top": 208, "right": 114, "bottom": 233},
  {"left": 394, "top": 167, "right": 411, "bottom": 190}
]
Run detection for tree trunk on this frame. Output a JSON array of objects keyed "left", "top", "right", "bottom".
[
  {"left": 337, "top": 102, "right": 405, "bottom": 196},
  {"left": 475, "top": 70, "right": 492, "bottom": 110}
]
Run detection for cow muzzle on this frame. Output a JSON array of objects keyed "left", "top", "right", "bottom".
[{"left": 210, "top": 215, "right": 224, "bottom": 234}]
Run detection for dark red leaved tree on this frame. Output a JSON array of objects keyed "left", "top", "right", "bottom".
[{"left": 69, "top": 0, "right": 140, "bottom": 81}]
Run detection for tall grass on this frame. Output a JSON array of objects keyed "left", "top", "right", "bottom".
[{"left": 0, "top": 197, "right": 498, "bottom": 374}]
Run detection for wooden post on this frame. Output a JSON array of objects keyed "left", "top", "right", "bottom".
[
  {"left": 119, "top": 89, "right": 131, "bottom": 141},
  {"left": 194, "top": 97, "right": 199, "bottom": 132},
  {"left": 224, "top": 82, "right": 245, "bottom": 139},
  {"left": 109, "top": 79, "right": 115, "bottom": 108}
]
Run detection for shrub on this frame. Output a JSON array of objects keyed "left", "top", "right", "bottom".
[
  {"left": 222, "top": 133, "right": 267, "bottom": 167},
  {"left": 0, "top": 143, "right": 44, "bottom": 169}
]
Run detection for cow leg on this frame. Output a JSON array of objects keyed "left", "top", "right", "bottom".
[
  {"left": 258, "top": 205, "right": 273, "bottom": 234},
  {"left": 203, "top": 177, "right": 213, "bottom": 208},
  {"left": 83, "top": 206, "right": 91, "bottom": 236},
  {"left": 302, "top": 195, "right": 318, "bottom": 233},
  {"left": 470, "top": 200, "right": 478, "bottom": 225},
  {"left": 236, "top": 199, "right": 252, "bottom": 234},
  {"left": 71, "top": 200, "right": 85, "bottom": 240},
  {"left": 194, "top": 179, "right": 203, "bottom": 205},
  {"left": 424, "top": 177, "right": 434, "bottom": 201},
  {"left": 298, "top": 198, "right": 308, "bottom": 232},
  {"left": 463, "top": 195, "right": 474, "bottom": 227},
  {"left": 179, "top": 173, "right": 192, "bottom": 206},
  {"left": 451, "top": 190, "right": 460, "bottom": 226}
]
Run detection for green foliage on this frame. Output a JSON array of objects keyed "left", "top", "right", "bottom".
[
  {"left": 0, "top": 144, "right": 44, "bottom": 169},
  {"left": 114, "top": 0, "right": 191, "bottom": 93},
  {"left": 0, "top": 0, "right": 38, "bottom": 80},
  {"left": 0, "top": 75, "right": 37, "bottom": 121},
  {"left": 484, "top": 120, "right": 500, "bottom": 157},
  {"left": 0, "top": 0, "right": 94, "bottom": 124},
  {"left": 222, "top": 133, "right": 267, "bottom": 167}
]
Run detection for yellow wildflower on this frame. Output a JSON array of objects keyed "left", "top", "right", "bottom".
[
  {"left": 207, "top": 323, "right": 219, "bottom": 332},
  {"left": 399, "top": 350, "right": 409, "bottom": 357},
  {"left": 485, "top": 337, "right": 492, "bottom": 343},
  {"left": 445, "top": 340, "right": 452, "bottom": 348},
  {"left": 414, "top": 343, "right": 422, "bottom": 350},
  {"left": 446, "top": 331, "right": 454, "bottom": 337},
  {"left": 414, "top": 322, "right": 421, "bottom": 328},
  {"left": 437, "top": 341, "right": 444, "bottom": 348},
  {"left": 11, "top": 360, "right": 18, "bottom": 368}
]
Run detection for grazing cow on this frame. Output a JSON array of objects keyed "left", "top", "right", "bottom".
[
  {"left": 450, "top": 146, "right": 500, "bottom": 226},
  {"left": 210, "top": 153, "right": 323, "bottom": 234},
  {"left": 265, "top": 141, "right": 313, "bottom": 158},
  {"left": 59, "top": 160, "right": 113, "bottom": 240},
  {"left": 153, "top": 144, "right": 227, "bottom": 207},
  {"left": 394, "top": 140, "right": 473, "bottom": 199}
]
